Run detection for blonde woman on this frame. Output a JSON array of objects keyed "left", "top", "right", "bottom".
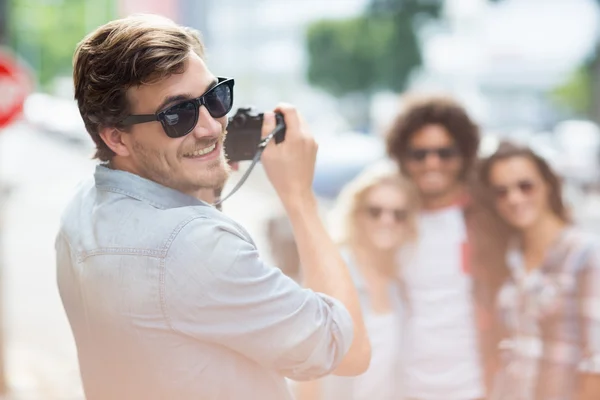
[{"left": 295, "top": 162, "right": 419, "bottom": 400}]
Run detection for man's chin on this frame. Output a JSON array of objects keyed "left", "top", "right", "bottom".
[
  {"left": 197, "top": 164, "right": 230, "bottom": 191},
  {"left": 420, "top": 184, "right": 449, "bottom": 196}
]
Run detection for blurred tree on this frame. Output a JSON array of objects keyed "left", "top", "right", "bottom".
[
  {"left": 306, "top": 0, "right": 442, "bottom": 128},
  {"left": 551, "top": 66, "right": 592, "bottom": 117},
  {"left": 0, "top": 0, "right": 7, "bottom": 46},
  {"left": 8, "top": 0, "right": 115, "bottom": 89}
]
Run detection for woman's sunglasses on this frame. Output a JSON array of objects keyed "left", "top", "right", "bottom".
[
  {"left": 406, "top": 146, "right": 460, "bottom": 162},
  {"left": 365, "top": 206, "right": 409, "bottom": 223},
  {"left": 120, "top": 77, "right": 234, "bottom": 138},
  {"left": 493, "top": 179, "right": 536, "bottom": 200}
]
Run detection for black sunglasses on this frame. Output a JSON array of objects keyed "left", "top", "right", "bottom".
[
  {"left": 406, "top": 146, "right": 460, "bottom": 162},
  {"left": 120, "top": 77, "right": 234, "bottom": 138},
  {"left": 493, "top": 180, "right": 536, "bottom": 200},
  {"left": 365, "top": 206, "right": 409, "bottom": 223}
]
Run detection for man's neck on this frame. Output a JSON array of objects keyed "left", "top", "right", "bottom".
[
  {"left": 195, "top": 188, "right": 217, "bottom": 204},
  {"left": 108, "top": 159, "right": 220, "bottom": 206},
  {"left": 421, "top": 184, "right": 467, "bottom": 211}
]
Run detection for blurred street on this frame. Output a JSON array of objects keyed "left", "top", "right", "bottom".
[{"left": 0, "top": 122, "right": 282, "bottom": 399}]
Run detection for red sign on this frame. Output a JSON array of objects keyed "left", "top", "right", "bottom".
[{"left": 0, "top": 48, "right": 32, "bottom": 129}]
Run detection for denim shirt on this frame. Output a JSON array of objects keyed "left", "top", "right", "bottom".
[{"left": 55, "top": 165, "right": 354, "bottom": 400}]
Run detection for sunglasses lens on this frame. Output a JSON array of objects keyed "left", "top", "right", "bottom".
[
  {"left": 393, "top": 209, "right": 409, "bottom": 222},
  {"left": 408, "top": 149, "right": 428, "bottom": 161},
  {"left": 438, "top": 147, "right": 458, "bottom": 159},
  {"left": 366, "top": 207, "right": 382, "bottom": 219},
  {"left": 518, "top": 181, "right": 535, "bottom": 194},
  {"left": 163, "top": 101, "right": 198, "bottom": 138},
  {"left": 494, "top": 187, "right": 509, "bottom": 199},
  {"left": 204, "top": 82, "right": 233, "bottom": 118}
]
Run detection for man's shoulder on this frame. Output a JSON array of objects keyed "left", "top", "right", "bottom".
[
  {"left": 58, "top": 177, "right": 253, "bottom": 258},
  {"left": 164, "top": 209, "right": 256, "bottom": 261}
]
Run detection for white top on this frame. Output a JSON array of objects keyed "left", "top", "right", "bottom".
[
  {"left": 316, "top": 249, "right": 405, "bottom": 400},
  {"left": 399, "top": 206, "right": 484, "bottom": 400},
  {"left": 351, "top": 312, "right": 402, "bottom": 400}
]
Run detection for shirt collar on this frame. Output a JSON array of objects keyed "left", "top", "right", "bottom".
[{"left": 94, "top": 164, "right": 213, "bottom": 210}]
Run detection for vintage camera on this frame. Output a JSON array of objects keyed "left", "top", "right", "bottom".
[{"left": 224, "top": 107, "right": 286, "bottom": 162}]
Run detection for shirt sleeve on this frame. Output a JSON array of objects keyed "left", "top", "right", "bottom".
[
  {"left": 162, "top": 216, "right": 354, "bottom": 381},
  {"left": 578, "top": 239, "right": 600, "bottom": 374}
]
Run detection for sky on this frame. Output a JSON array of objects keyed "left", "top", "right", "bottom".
[{"left": 427, "top": 0, "right": 600, "bottom": 85}]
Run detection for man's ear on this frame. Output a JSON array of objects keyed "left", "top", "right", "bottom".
[{"left": 99, "top": 127, "right": 131, "bottom": 157}]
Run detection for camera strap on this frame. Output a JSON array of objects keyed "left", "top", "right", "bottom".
[{"left": 213, "top": 123, "right": 285, "bottom": 207}]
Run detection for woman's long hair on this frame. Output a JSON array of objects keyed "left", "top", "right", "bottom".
[{"left": 328, "top": 161, "right": 420, "bottom": 246}]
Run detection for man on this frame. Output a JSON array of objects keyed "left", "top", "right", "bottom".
[
  {"left": 56, "top": 14, "right": 370, "bottom": 400},
  {"left": 386, "top": 95, "right": 507, "bottom": 400}
]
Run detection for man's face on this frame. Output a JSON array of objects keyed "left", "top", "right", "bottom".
[
  {"left": 121, "top": 52, "right": 229, "bottom": 196},
  {"left": 403, "top": 124, "right": 463, "bottom": 199}
]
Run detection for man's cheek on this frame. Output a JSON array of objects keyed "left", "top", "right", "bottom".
[
  {"left": 451, "top": 161, "right": 464, "bottom": 178},
  {"left": 403, "top": 162, "right": 421, "bottom": 179}
]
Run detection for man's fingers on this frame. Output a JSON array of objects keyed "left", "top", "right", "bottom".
[
  {"left": 274, "top": 103, "right": 301, "bottom": 136},
  {"left": 261, "top": 111, "right": 276, "bottom": 140}
]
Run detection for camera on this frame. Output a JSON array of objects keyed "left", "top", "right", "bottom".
[{"left": 224, "top": 108, "right": 286, "bottom": 162}]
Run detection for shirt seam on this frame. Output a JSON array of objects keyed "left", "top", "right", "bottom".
[
  {"left": 159, "top": 214, "right": 210, "bottom": 331},
  {"left": 96, "top": 185, "right": 168, "bottom": 209},
  {"left": 77, "top": 247, "right": 165, "bottom": 262},
  {"left": 60, "top": 232, "right": 95, "bottom": 341}
]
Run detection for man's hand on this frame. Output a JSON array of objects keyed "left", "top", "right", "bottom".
[{"left": 260, "top": 104, "right": 317, "bottom": 207}]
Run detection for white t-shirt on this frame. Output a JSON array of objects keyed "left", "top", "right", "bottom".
[{"left": 399, "top": 206, "right": 484, "bottom": 400}]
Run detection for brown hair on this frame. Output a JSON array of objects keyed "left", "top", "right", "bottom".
[
  {"left": 386, "top": 94, "right": 480, "bottom": 178},
  {"left": 479, "top": 141, "right": 571, "bottom": 223},
  {"left": 73, "top": 14, "right": 205, "bottom": 161}
]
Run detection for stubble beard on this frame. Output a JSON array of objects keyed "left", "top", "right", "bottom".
[{"left": 132, "top": 135, "right": 231, "bottom": 197}]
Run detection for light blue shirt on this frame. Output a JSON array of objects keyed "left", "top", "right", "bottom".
[{"left": 55, "top": 165, "right": 354, "bottom": 400}]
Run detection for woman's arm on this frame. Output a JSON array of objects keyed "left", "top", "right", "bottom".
[{"left": 578, "top": 374, "right": 600, "bottom": 400}]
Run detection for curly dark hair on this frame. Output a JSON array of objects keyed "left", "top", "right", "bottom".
[
  {"left": 73, "top": 14, "right": 205, "bottom": 161},
  {"left": 386, "top": 94, "right": 480, "bottom": 178},
  {"left": 479, "top": 140, "right": 571, "bottom": 223}
]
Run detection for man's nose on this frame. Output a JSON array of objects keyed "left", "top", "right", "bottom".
[
  {"left": 423, "top": 152, "right": 443, "bottom": 169},
  {"left": 191, "top": 106, "right": 222, "bottom": 138},
  {"left": 379, "top": 211, "right": 396, "bottom": 225}
]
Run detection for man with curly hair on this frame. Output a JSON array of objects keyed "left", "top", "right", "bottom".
[{"left": 386, "top": 95, "right": 507, "bottom": 400}]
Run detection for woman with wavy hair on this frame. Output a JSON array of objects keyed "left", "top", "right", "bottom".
[
  {"left": 480, "top": 141, "right": 600, "bottom": 400},
  {"left": 295, "top": 162, "right": 419, "bottom": 400}
]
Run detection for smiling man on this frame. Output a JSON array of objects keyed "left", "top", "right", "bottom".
[
  {"left": 56, "top": 14, "right": 370, "bottom": 400},
  {"left": 386, "top": 95, "right": 508, "bottom": 400}
]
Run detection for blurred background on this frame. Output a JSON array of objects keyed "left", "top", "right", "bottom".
[{"left": 1, "top": 0, "right": 600, "bottom": 398}]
